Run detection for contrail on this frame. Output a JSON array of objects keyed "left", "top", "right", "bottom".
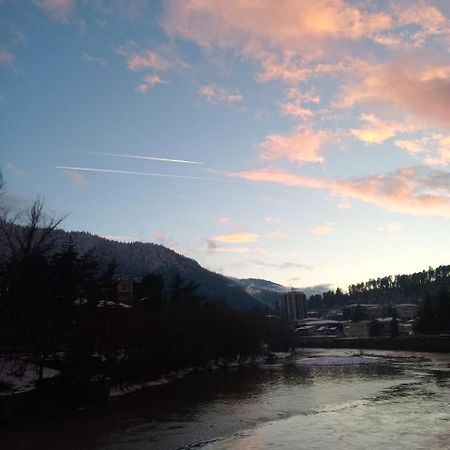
[
  {"left": 86, "top": 151, "right": 203, "bottom": 165},
  {"left": 56, "top": 166, "right": 220, "bottom": 181}
]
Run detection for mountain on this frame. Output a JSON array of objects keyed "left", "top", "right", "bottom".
[
  {"left": 236, "top": 278, "right": 288, "bottom": 293},
  {"left": 46, "top": 229, "right": 261, "bottom": 310},
  {"left": 234, "top": 278, "right": 335, "bottom": 310},
  {"left": 233, "top": 278, "right": 288, "bottom": 310}
]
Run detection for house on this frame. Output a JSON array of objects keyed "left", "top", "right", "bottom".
[
  {"left": 344, "top": 320, "right": 371, "bottom": 337},
  {"left": 395, "top": 304, "right": 420, "bottom": 320}
]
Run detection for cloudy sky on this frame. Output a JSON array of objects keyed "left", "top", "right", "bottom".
[{"left": 1, "top": 0, "right": 450, "bottom": 290}]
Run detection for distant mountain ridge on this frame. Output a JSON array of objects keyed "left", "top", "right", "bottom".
[
  {"left": 234, "top": 278, "right": 335, "bottom": 310},
  {"left": 47, "top": 229, "right": 261, "bottom": 310}
]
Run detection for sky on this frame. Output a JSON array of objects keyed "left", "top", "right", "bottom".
[{"left": 1, "top": 0, "right": 450, "bottom": 291}]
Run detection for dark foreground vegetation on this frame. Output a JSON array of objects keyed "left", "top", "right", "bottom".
[{"left": 0, "top": 175, "right": 294, "bottom": 418}]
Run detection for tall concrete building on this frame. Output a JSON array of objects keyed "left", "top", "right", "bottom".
[{"left": 279, "top": 290, "right": 307, "bottom": 323}]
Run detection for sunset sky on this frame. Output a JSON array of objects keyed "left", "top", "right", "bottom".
[{"left": 1, "top": 0, "right": 450, "bottom": 290}]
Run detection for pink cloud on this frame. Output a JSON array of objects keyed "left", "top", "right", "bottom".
[
  {"left": 266, "top": 230, "right": 288, "bottom": 239},
  {"left": 338, "top": 59, "right": 450, "bottom": 129},
  {"left": 164, "top": 0, "right": 392, "bottom": 54},
  {"left": 393, "top": 2, "right": 449, "bottom": 46},
  {"left": 33, "top": 0, "right": 74, "bottom": 22},
  {"left": 135, "top": 75, "right": 168, "bottom": 93},
  {"left": 228, "top": 166, "right": 450, "bottom": 217},
  {"left": 152, "top": 229, "right": 165, "bottom": 240},
  {"left": 259, "top": 128, "right": 328, "bottom": 164},
  {"left": 394, "top": 133, "right": 450, "bottom": 165},
  {"left": 0, "top": 46, "right": 14, "bottom": 66},
  {"left": 63, "top": 169, "right": 87, "bottom": 187},
  {"left": 124, "top": 50, "right": 171, "bottom": 71},
  {"left": 117, "top": 43, "right": 187, "bottom": 73},
  {"left": 217, "top": 216, "right": 232, "bottom": 224},
  {"left": 163, "top": 0, "right": 398, "bottom": 88},
  {"left": 198, "top": 84, "right": 243, "bottom": 104}
]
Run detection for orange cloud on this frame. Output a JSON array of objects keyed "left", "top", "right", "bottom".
[
  {"left": 211, "top": 232, "right": 260, "bottom": 243},
  {"left": 198, "top": 84, "right": 243, "bottom": 104},
  {"left": 312, "top": 225, "right": 334, "bottom": 235},
  {"left": 259, "top": 128, "right": 328, "bottom": 164},
  {"left": 228, "top": 166, "right": 450, "bottom": 217}
]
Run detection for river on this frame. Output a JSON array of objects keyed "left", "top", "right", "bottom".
[{"left": 1, "top": 348, "right": 449, "bottom": 450}]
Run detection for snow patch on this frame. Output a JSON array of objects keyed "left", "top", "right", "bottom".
[{"left": 0, "top": 358, "right": 59, "bottom": 396}]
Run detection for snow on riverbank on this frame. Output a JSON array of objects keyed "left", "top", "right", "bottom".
[
  {"left": 110, "top": 351, "right": 295, "bottom": 397},
  {"left": 0, "top": 358, "right": 59, "bottom": 396}
]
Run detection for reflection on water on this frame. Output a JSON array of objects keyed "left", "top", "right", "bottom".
[{"left": 1, "top": 349, "right": 449, "bottom": 450}]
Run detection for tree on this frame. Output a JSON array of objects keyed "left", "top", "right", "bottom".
[
  {"left": 169, "top": 273, "right": 200, "bottom": 305},
  {"left": 0, "top": 195, "right": 65, "bottom": 362},
  {"left": 100, "top": 260, "right": 118, "bottom": 304},
  {"left": 370, "top": 318, "right": 382, "bottom": 337},
  {"left": 134, "top": 272, "right": 165, "bottom": 309},
  {"left": 390, "top": 315, "right": 399, "bottom": 338}
]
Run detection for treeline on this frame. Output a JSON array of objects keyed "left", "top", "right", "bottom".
[
  {"left": 415, "top": 288, "right": 450, "bottom": 335},
  {"left": 308, "top": 266, "right": 450, "bottom": 311},
  {"left": 348, "top": 266, "right": 450, "bottom": 296}
]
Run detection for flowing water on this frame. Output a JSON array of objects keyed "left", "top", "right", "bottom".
[{"left": 1, "top": 348, "right": 450, "bottom": 450}]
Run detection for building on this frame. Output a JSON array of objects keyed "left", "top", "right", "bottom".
[
  {"left": 395, "top": 304, "right": 420, "bottom": 320},
  {"left": 278, "top": 290, "right": 307, "bottom": 323},
  {"left": 295, "top": 319, "right": 344, "bottom": 336},
  {"left": 344, "top": 320, "right": 371, "bottom": 337},
  {"left": 116, "top": 277, "right": 134, "bottom": 305}
]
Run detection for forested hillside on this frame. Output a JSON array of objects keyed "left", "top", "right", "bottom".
[{"left": 308, "top": 265, "right": 450, "bottom": 311}]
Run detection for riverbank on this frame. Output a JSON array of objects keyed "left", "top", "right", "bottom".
[
  {"left": 0, "top": 351, "right": 293, "bottom": 423},
  {"left": 296, "top": 335, "right": 450, "bottom": 352},
  {"left": 109, "top": 351, "right": 292, "bottom": 397}
]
